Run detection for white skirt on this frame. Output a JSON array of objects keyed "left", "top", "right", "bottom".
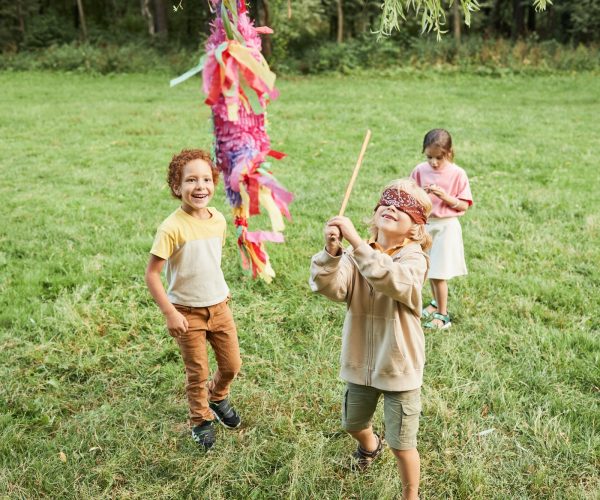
[{"left": 426, "top": 217, "right": 467, "bottom": 280}]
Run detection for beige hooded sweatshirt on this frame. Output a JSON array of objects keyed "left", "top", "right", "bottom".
[{"left": 309, "top": 240, "right": 429, "bottom": 392}]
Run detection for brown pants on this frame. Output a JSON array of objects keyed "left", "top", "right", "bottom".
[{"left": 174, "top": 299, "right": 241, "bottom": 426}]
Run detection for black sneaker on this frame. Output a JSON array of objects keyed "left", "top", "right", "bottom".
[
  {"left": 191, "top": 420, "right": 216, "bottom": 450},
  {"left": 351, "top": 433, "right": 384, "bottom": 472},
  {"left": 209, "top": 398, "right": 241, "bottom": 429}
]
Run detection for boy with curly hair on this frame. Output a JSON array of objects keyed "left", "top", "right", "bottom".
[{"left": 145, "top": 149, "right": 242, "bottom": 450}]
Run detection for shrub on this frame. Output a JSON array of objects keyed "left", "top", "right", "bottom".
[
  {"left": 21, "top": 11, "right": 78, "bottom": 50},
  {"left": 0, "top": 43, "right": 196, "bottom": 74},
  {"left": 0, "top": 37, "right": 598, "bottom": 75}
]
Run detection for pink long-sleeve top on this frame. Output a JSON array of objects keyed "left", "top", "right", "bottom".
[{"left": 410, "top": 162, "right": 473, "bottom": 218}]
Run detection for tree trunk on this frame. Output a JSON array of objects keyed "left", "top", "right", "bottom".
[
  {"left": 141, "top": 0, "right": 155, "bottom": 36},
  {"left": 75, "top": 0, "right": 87, "bottom": 41},
  {"left": 153, "top": 0, "right": 168, "bottom": 39},
  {"left": 354, "top": 4, "right": 369, "bottom": 35},
  {"left": 110, "top": 0, "right": 119, "bottom": 17},
  {"left": 489, "top": 0, "right": 503, "bottom": 36},
  {"left": 453, "top": 1, "right": 461, "bottom": 44},
  {"left": 336, "top": 0, "right": 344, "bottom": 44},
  {"left": 527, "top": 4, "right": 536, "bottom": 33},
  {"left": 512, "top": 0, "right": 526, "bottom": 39},
  {"left": 258, "top": 0, "right": 272, "bottom": 60},
  {"left": 16, "top": 0, "right": 26, "bottom": 39}
]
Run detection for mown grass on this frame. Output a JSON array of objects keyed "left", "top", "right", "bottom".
[{"left": 0, "top": 71, "right": 598, "bottom": 499}]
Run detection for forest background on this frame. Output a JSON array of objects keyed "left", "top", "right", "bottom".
[
  {"left": 1, "top": 0, "right": 600, "bottom": 74},
  {"left": 1, "top": 0, "right": 600, "bottom": 498}
]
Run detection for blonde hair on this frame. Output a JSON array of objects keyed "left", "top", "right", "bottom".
[{"left": 367, "top": 178, "right": 432, "bottom": 251}]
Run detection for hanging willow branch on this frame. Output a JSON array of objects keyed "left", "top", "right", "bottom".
[{"left": 377, "top": 0, "right": 552, "bottom": 40}]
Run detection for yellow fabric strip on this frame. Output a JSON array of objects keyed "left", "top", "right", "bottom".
[
  {"left": 228, "top": 43, "right": 276, "bottom": 90},
  {"left": 259, "top": 186, "right": 285, "bottom": 232}
]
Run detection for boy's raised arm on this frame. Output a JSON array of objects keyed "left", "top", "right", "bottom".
[
  {"left": 351, "top": 243, "right": 427, "bottom": 312},
  {"left": 309, "top": 250, "right": 354, "bottom": 302},
  {"left": 309, "top": 221, "right": 354, "bottom": 302}
]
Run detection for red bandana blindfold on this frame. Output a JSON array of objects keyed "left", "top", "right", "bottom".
[{"left": 374, "top": 189, "right": 427, "bottom": 225}]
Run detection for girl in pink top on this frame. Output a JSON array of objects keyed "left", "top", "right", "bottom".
[{"left": 410, "top": 129, "right": 473, "bottom": 329}]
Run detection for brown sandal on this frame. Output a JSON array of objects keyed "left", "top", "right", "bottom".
[{"left": 351, "top": 433, "right": 384, "bottom": 472}]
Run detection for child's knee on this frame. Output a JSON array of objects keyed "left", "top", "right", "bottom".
[
  {"left": 221, "top": 367, "right": 240, "bottom": 382},
  {"left": 390, "top": 446, "right": 418, "bottom": 461},
  {"left": 231, "top": 356, "right": 242, "bottom": 372},
  {"left": 222, "top": 356, "right": 242, "bottom": 379}
]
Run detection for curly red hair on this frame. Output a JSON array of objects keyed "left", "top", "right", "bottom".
[{"left": 167, "top": 149, "right": 219, "bottom": 199}]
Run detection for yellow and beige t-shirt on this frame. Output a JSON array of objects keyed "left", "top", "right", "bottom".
[{"left": 150, "top": 207, "right": 229, "bottom": 307}]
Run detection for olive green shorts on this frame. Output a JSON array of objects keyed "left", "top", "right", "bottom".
[{"left": 341, "top": 382, "right": 421, "bottom": 450}]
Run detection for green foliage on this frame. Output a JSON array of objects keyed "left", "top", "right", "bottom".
[
  {"left": 0, "top": 71, "right": 599, "bottom": 498},
  {"left": 1, "top": 36, "right": 598, "bottom": 75},
  {"left": 20, "top": 10, "right": 78, "bottom": 49},
  {"left": 406, "top": 36, "right": 600, "bottom": 72},
  {"left": 2, "top": 0, "right": 600, "bottom": 76},
  {"left": 375, "top": 0, "right": 556, "bottom": 39},
  {"left": 286, "top": 35, "right": 600, "bottom": 74},
  {"left": 268, "top": 0, "right": 329, "bottom": 69},
  {"left": 533, "top": 0, "right": 552, "bottom": 10},
  {"left": 0, "top": 43, "right": 199, "bottom": 74},
  {"left": 0, "top": 0, "right": 213, "bottom": 52},
  {"left": 377, "top": 0, "right": 482, "bottom": 39},
  {"left": 565, "top": 0, "right": 600, "bottom": 43},
  {"left": 295, "top": 34, "right": 402, "bottom": 73}
]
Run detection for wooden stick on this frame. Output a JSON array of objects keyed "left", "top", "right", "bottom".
[
  {"left": 339, "top": 129, "right": 371, "bottom": 216},
  {"left": 328, "top": 129, "right": 372, "bottom": 249}
]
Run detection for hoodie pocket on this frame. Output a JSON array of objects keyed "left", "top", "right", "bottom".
[
  {"left": 371, "top": 318, "right": 408, "bottom": 375},
  {"left": 340, "top": 314, "right": 367, "bottom": 368}
]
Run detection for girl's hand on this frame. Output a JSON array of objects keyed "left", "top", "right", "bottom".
[
  {"left": 166, "top": 309, "right": 189, "bottom": 337},
  {"left": 327, "top": 216, "right": 362, "bottom": 249},
  {"left": 425, "top": 184, "right": 447, "bottom": 198}
]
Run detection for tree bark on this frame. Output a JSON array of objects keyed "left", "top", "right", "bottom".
[
  {"left": 75, "top": 0, "right": 88, "bottom": 41},
  {"left": 527, "top": 4, "right": 536, "bottom": 33},
  {"left": 336, "top": 0, "right": 344, "bottom": 44},
  {"left": 512, "top": 0, "right": 526, "bottom": 39},
  {"left": 153, "top": 0, "right": 168, "bottom": 39},
  {"left": 16, "top": 0, "right": 26, "bottom": 39},
  {"left": 354, "top": 4, "right": 369, "bottom": 35},
  {"left": 489, "top": 0, "right": 503, "bottom": 36},
  {"left": 141, "top": 0, "right": 155, "bottom": 36},
  {"left": 453, "top": 1, "right": 461, "bottom": 44},
  {"left": 258, "top": 0, "right": 272, "bottom": 59}
]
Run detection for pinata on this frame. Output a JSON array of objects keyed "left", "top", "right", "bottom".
[{"left": 171, "top": 0, "right": 292, "bottom": 282}]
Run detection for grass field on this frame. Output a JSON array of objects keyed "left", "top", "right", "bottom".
[{"left": 1, "top": 70, "right": 599, "bottom": 499}]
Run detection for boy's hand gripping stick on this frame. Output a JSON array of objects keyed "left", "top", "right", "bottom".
[{"left": 329, "top": 129, "right": 372, "bottom": 249}]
